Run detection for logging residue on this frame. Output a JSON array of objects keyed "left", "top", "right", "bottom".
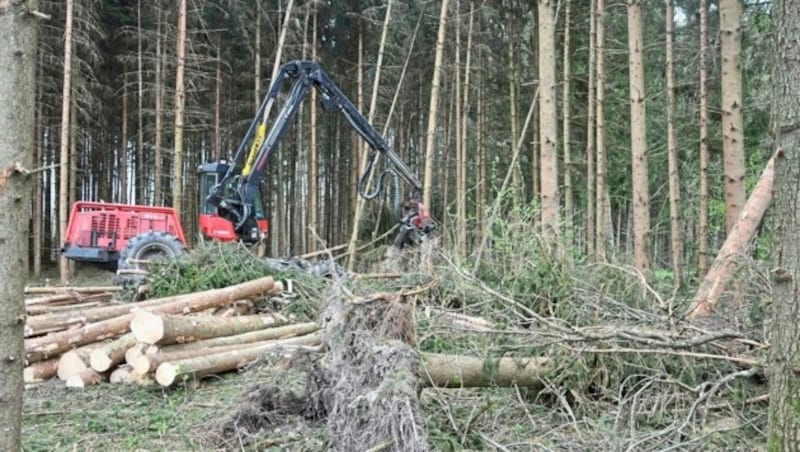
[{"left": 219, "top": 285, "right": 429, "bottom": 451}]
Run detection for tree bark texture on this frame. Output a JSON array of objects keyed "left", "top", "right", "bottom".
[
  {"left": 595, "top": 0, "right": 609, "bottom": 262},
  {"left": 698, "top": 0, "right": 711, "bottom": 277},
  {"left": 665, "top": 0, "right": 683, "bottom": 288},
  {"left": 422, "top": 0, "right": 449, "bottom": 211},
  {"left": 0, "top": 1, "right": 36, "bottom": 446},
  {"left": 768, "top": 0, "right": 800, "bottom": 446},
  {"left": 172, "top": 0, "right": 187, "bottom": 229},
  {"left": 58, "top": 0, "right": 74, "bottom": 283},
  {"left": 627, "top": 0, "right": 651, "bottom": 277},
  {"left": 539, "top": 0, "right": 559, "bottom": 239},
  {"left": 720, "top": 0, "right": 746, "bottom": 234}
]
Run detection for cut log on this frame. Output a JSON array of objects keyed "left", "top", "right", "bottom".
[
  {"left": 420, "top": 353, "right": 551, "bottom": 388},
  {"left": 89, "top": 333, "right": 138, "bottom": 372},
  {"left": 58, "top": 345, "right": 95, "bottom": 380},
  {"left": 65, "top": 369, "right": 105, "bottom": 388},
  {"left": 23, "top": 357, "right": 59, "bottom": 382},
  {"left": 125, "top": 342, "right": 147, "bottom": 366},
  {"left": 26, "top": 300, "right": 107, "bottom": 316},
  {"left": 25, "top": 285, "right": 123, "bottom": 295},
  {"left": 688, "top": 152, "right": 777, "bottom": 318},
  {"left": 143, "top": 322, "right": 318, "bottom": 354},
  {"left": 26, "top": 292, "right": 112, "bottom": 307},
  {"left": 154, "top": 333, "right": 322, "bottom": 386},
  {"left": 25, "top": 276, "right": 277, "bottom": 363},
  {"left": 135, "top": 332, "right": 320, "bottom": 375},
  {"left": 130, "top": 311, "right": 288, "bottom": 345},
  {"left": 110, "top": 365, "right": 134, "bottom": 384}
]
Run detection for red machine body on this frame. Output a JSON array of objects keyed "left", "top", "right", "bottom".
[
  {"left": 62, "top": 201, "right": 187, "bottom": 266},
  {"left": 198, "top": 213, "right": 268, "bottom": 242}
]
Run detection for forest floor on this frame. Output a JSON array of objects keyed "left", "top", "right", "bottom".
[{"left": 21, "top": 236, "right": 773, "bottom": 451}]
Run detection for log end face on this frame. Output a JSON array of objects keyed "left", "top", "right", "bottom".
[
  {"left": 155, "top": 363, "right": 178, "bottom": 387},
  {"left": 132, "top": 355, "right": 152, "bottom": 376},
  {"left": 89, "top": 349, "right": 112, "bottom": 372},
  {"left": 131, "top": 311, "right": 165, "bottom": 345},
  {"left": 57, "top": 351, "right": 88, "bottom": 381}
]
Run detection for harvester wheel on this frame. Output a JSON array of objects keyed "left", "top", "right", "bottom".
[{"left": 115, "top": 231, "right": 185, "bottom": 285}]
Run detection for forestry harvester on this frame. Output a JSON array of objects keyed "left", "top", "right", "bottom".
[{"left": 61, "top": 60, "right": 435, "bottom": 275}]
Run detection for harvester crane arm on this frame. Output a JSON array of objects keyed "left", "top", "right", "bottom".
[{"left": 206, "top": 60, "right": 430, "bottom": 244}]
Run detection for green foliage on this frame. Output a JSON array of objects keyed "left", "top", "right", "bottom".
[{"left": 145, "top": 241, "right": 290, "bottom": 298}]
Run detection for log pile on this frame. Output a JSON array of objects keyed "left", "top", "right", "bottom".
[{"left": 23, "top": 276, "right": 321, "bottom": 388}]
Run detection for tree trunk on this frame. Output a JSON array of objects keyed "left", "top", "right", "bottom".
[
  {"left": 454, "top": 0, "right": 463, "bottom": 255},
  {"left": 308, "top": 11, "right": 318, "bottom": 252},
  {"left": 214, "top": 43, "right": 221, "bottom": 160},
  {"left": 507, "top": 15, "right": 521, "bottom": 203},
  {"left": 665, "top": 0, "right": 683, "bottom": 289},
  {"left": 458, "top": 2, "right": 474, "bottom": 258},
  {"left": 254, "top": 2, "right": 261, "bottom": 114},
  {"left": 130, "top": 311, "right": 288, "bottom": 345},
  {"left": 33, "top": 50, "right": 42, "bottom": 277},
  {"left": 345, "top": 0, "right": 392, "bottom": 271},
  {"left": 698, "top": 0, "right": 710, "bottom": 277},
  {"left": 172, "top": 0, "right": 187, "bottom": 227},
  {"left": 687, "top": 154, "right": 777, "bottom": 318},
  {"left": 768, "top": 2, "right": 800, "bottom": 445},
  {"left": 562, "top": 0, "right": 573, "bottom": 234},
  {"left": 0, "top": 2, "right": 36, "bottom": 446},
  {"left": 59, "top": 0, "right": 75, "bottom": 283},
  {"left": 595, "top": 0, "right": 609, "bottom": 262},
  {"left": 154, "top": 333, "right": 320, "bottom": 386},
  {"left": 420, "top": 353, "right": 551, "bottom": 388},
  {"left": 627, "top": 0, "right": 650, "bottom": 277},
  {"left": 720, "top": 0, "right": 745, "bottom": 234},
  {"left": 539, "top": 0, "right": 559, "bottom": 239},
  {"left": 422, "top": 0, "right": 450, "bottom": 211},
  {"left": 586, "top": 0, "right": 597, "bottom": 259},
  {"left": 153, "top": 5, "right": 164, "bottom": 205},
  {"left": 136, "top": 0, "right": 145, "bottom": 204},
  {"left": 120, "top": 68, "right": 128, "bottom": 204}
]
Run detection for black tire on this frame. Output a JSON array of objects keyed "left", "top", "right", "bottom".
[{"left": 115, "top": 231, "right": 185, "bottom": 285}]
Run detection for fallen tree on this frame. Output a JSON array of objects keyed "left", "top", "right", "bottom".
[{"left": 130, "top": 311, "right": 289, "bottom": 345}]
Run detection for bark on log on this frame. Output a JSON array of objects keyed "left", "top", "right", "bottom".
[
  {"left": 26, "top": 300, "right": 107, "bottom": 316},
  {"left": 26, "top": 292, "right": 112, "bottom": 308},
  {"left": 25, "top": 286, "right": 123, "bottom": 295},
  {"left": 688, "top": 153, "right": 776, "bottom": 318},
  {"left": 25, "top": 276, "right": 277, "bottom": 363},
  {"left": 144, "top": 322, "right": 318, "bottom": 354},
  {"left": 420, "top": 353, "right": 551, "bottom": 388},
  {"left": 89, "top": 333, "right": 137, "bottom": 372},
  {"left": 57, "top": 345, "right": 94, "bottom": 380},
  {"left": 23, "top": 358, "right": 58, "bottom": 382},
  {"left": 135, "top": 333, "right": 319, "bottom": 375},
  {"left": 130, "top": 311, "right": 289, "bottom": 345},
  {"left": 65, "top": 369, "right": 105, "bottom": 388},
  {"left": 154, "top": 333, "right": 322, "bottom": 386}
]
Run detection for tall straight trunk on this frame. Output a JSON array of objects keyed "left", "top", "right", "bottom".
[
  {"left": 628, "top": 0, "right": 651, "bottom": 276},
  {"left": 68, "top": 96, "right": 77, "bottom": 282},
  {"left": 153, "top": 6, "right": 164, "bottom": 205},
  {"left": 214, "top": 43, "right": 221, "bottom": 160},
  {"left": 254, "top": 3, "right": 261, "bottom": 114},
  {"left": 136, "top": 0, "right": 144, "bottom": 204},
  {"left": 539, "top": 0, "right": 559, "bottom": 239},
  {"left": 58, "top": 0, "right": 75, "bottom": 283},
  {"left": 458, "top": 1, "right": 475, "bottom": 257},
  {"left": 562, "top": 0, "right": 573, "bottom": 233},
  {"left": 595, "top": 0, "right": 608, "bottom": 262},
  {"left": 665, "top": 0, "right": 683, "bottom": 288},
  {"left": 698, "top": 0, "right": 710, "bottom": 276},
  {"left": 720, "top": 0, "right": 745, "bottom": 234},
  {"left": 33, "top": 66, "right": 42, "bottom": 277},
  {"left": 422, "top": 0, "right": 450, "bottom": 211},
  {"left": 120, "top": 69, "right": 128, "bottom": 204},
  {"left": 768, "top": 0, "right": 800, "bottom": 445},
  {"left": 585, "top": 0, "right": 597, "bottom": 258},
  {"left": 454, "top": 0, "right": 462, "bottom": 255},
  {"left": 172, "top": 0, "right": 187, "bottom": 225},
  {"left": 507, "top": 15, "right": 521, "bottom": 202},
  {"left": 308, "top": 11, "right": 318, "bottom": 251},
  {"left": 346, "top": 0, "right": 392, "bottom": 272},
  {"left": 0, "top": 2, "right": 36, "bottom": 446},
  {"left": 476, "top": 46, "right": 485, "bottom": 248}
]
